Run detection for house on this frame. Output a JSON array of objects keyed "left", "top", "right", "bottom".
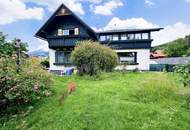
[
  {"left": 150, "top": 50, "right": 167, "bottom": 59},
  {"left": 35, "top": 3, "right": 163, "bottom": 74}
]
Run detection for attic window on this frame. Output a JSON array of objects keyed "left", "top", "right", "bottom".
[
  {"left": 58, "top": 29, "right": 63, "bottom": 36},
  {"left": 58, "top": 28, "right": 79, "bottom": 36}
]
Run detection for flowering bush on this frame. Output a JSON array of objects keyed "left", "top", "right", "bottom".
[{"left": 0, "top": 57, "right": 53, "bottom": 111}]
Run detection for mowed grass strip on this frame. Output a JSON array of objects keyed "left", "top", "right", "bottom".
[{"left": 1, "top": 72, "right": 190, "bottom": 130}]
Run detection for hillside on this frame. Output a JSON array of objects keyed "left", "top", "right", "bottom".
[{"left": 152, "top": 35, "right": 190, "bottom": 57}]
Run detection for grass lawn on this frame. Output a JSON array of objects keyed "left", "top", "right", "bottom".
[{"left": 1, "top": 72, "right": 190, "bottom": 130}]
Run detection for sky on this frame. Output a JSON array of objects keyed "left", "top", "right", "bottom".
[{"left": 0, "top": 0, "right": 190, "bottom": 52}]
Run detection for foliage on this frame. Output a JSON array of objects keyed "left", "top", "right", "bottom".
[
  {"left": 0, "top": 32, "right": 28, "bottom": 57},
  {"left": 1, "top": 72, "right": 190, "bottom": 130},
  {"left": 152, "top": 36, "right": 190, "bottom": 57},
  {"left": 41, "top": 58, "right": 50, "bottom": 68},
  {"left": 71, "top": 40, "right": 118, "bottom": 76},
  {"left": 175, "top": 62, "right": 190, "bottom": 87},
  {"left": 0, "top": 32, "right": 52, "bottom": 113}
]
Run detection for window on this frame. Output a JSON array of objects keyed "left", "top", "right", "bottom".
[
  {"left": 135, "top": 33, "right": 141, "bottom": 40},
  {"left": 58, "top": 29, "right": 63, "bottom": 36},
  {"left": 113, "top": 35, "right": 119, "bottom": 41},
  {"left": 55, "top": 51, "right": 71, "bottom": 64},
  {"left": 142, "top": 33, "right": 149, "bottom": 39},
  {"left": 127, "top": 34, "right": 134, "bottom": 40},
  {"left": 121, "top": 34, "right": 127, "bottom": 40},
  {"left": 117, "top": 52, "right": 137, "bottom": 64},
  {"left": 63, "top": 29, "right": 69, "bottom": 36},
  {"left": 106, "top": 35, "right": 113, "bottom": 41},
  {"left": 100, "top": 36, "right": 106, "bottom": 41},
  {"left": 75, "top": 28, "right": 79, "bottom": 35}
]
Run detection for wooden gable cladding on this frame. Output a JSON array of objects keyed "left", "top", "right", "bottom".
[{"left": 56, "top": 7, "right": 71, "bottom": 16}]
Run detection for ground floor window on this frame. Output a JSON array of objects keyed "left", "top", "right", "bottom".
[
  {"left": 117, "top": 52, "right": 137, "bottom": 64},
  {"left": 55, "top": 51, "right": 71, "bottom": 64}
]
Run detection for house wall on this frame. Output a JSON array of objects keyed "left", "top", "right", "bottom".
[
  {"left": 49, "top": 48, "right": 150, "bottom": 72},
  {"left": 115, "top": 49, "right": 150, "bottom": 71}
]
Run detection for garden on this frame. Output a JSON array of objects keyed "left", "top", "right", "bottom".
[{"left": 0, "top": 33, "right": 190, "bottom": 130}]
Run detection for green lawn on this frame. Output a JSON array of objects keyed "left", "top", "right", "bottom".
[{"left": 1, "top": 72, "right": 190, "bottom": 130}]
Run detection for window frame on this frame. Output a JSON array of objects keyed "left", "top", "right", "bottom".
[
  {"left": 55, "top": 51, "right": 72, "bottom": 64},
  {"left": 117, "top": 52, "right": 138, "bottom": 65}
]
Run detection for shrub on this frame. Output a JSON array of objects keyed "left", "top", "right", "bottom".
[
  {"left": 71, "top": 40, "right": 118, "bottom": 76},
  {"left": 0, "top": 57, "right": 53, "bottom": 112},
  {"left": 175, "top": 63, "right": 190, "bottom": 87}
]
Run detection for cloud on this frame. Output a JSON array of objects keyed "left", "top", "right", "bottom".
[
  {"left": 96, "top": 17, "right": 190, "bottom": 46},
  {"left": 0, "top": 0, "right": 44, "bottom": 25},
  {"left": 145, "top": 0, "right": 155, "bottom": 6},
  {"left": 152, "top": 22, "right": 190, "bottom": 46},
  {"left": 30, "top": 39, "right": 49, "bottom": 52},
  {"left": 23, "top": 0, "right": 85, "bottom": 15},
  {"left": 90, "top": 0, "right": 123, "bottom": 15}
]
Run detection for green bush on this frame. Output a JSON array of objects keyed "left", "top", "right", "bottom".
[
  {"left": 175, "top": 63, "right": 190, "bottom": 87},
  {"left": 71, "top": 40, "right": 118, "bottom": 76},
  {"left": 0, "top": 57, "right": 53, "bottom": 111}
]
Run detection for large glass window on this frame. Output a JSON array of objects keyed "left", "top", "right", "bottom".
[
  {"left": 135, "top": 33, "right": 141, "bottom": 40},
  {"left": 106, "top": 35, "right": 113, "bottom": 41},
  {"left": 121, "top": 34, "right": 127, "bottom": 40},
  {"left": 142, "top": 33, "right": 149, "bottom": 39},
  {"left": 55, "top": 51, "right": 71, "bottom": 64},
  {"left": 113, "top": 35, "right": 119, "bottom": 41},
  {"left": 100, "top": 35, "right": 106, "bottom": 41},
  {"left": 117, "top": 52, "right": 137, "bottom": 64},
  {"left": 127, "top": 34, "right": 134, "bottom": 40}
]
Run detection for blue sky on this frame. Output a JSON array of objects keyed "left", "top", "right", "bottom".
[{"left": 0, "top": 0, "right": 190, "bottom": 52}]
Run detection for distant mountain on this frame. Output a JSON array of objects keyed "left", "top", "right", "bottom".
[{"left": 28, "top": 49, "right": 49, "bottom": 57}]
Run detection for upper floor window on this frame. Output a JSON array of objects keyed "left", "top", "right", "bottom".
[
  {"left": 142, "top": 33, "right": 149, "bottom": 39},
  {"left": 121, "top": 34, "right": 127, "bottom": 40},
  {"left": 57, "top": 28, "right": 79, "bottom": 36},
  {"left": 135, "top": 33, "right": 141, "bottom": 40},
  {"left": 127, "top": 34, "right": 134, "bottom": 40},
  {"left": 58, "top": 29, "right": 63, "bottom": 36},
  {"left": 113, "top": 35, "right": 119, "bottom": 41},
  {"left": 63, "top": 29, "right": 70, "bottom": 36},
  {"left": 106, "top": 35, "right": 113, "bottom": 41},
  {"left": 100, "top": 36, "right": 106, "bottom": 41}
]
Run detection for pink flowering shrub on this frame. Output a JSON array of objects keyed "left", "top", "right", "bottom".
[{"left": 0, "top": 57, "right": 53, "bottom": 110}]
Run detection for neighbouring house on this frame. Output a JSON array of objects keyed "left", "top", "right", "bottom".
[
  {"left": 150, "top": 50, "right": 167, "bottom": 59},
  {"left": 35, "top": 4, "right": 163, "bottom": 74}
]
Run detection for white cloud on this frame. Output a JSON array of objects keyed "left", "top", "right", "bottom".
[
  {"left": 30, "top": 39, "right": 49, "bottom": 52},
  {"left": 91, "top": 0, "right": 123, "bottom": 15},
  {"left": 96, "top": 17, "right": 190, "bottom": 46},
  {"left": 102, "top": 17, "right": 159, "bottom": 30},
  {"left": 145, "top": 0, "right": 155, "bottom": 6},
  {"left": 24, "top": 0, "right": 85, "bottom": 15},
  {"left": 0, "top": 0, "right": 44, "bottom": 25},
  {"left": 152, "top": 22, "right": 190, "bottom": 46}
]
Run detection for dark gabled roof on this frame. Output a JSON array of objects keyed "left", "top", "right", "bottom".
[
  {"left": 96, "top": 28, "right": 163, "bottom": 34},
  {"left": 35, "top": 3, "right": 96, "bottom": 40}
]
